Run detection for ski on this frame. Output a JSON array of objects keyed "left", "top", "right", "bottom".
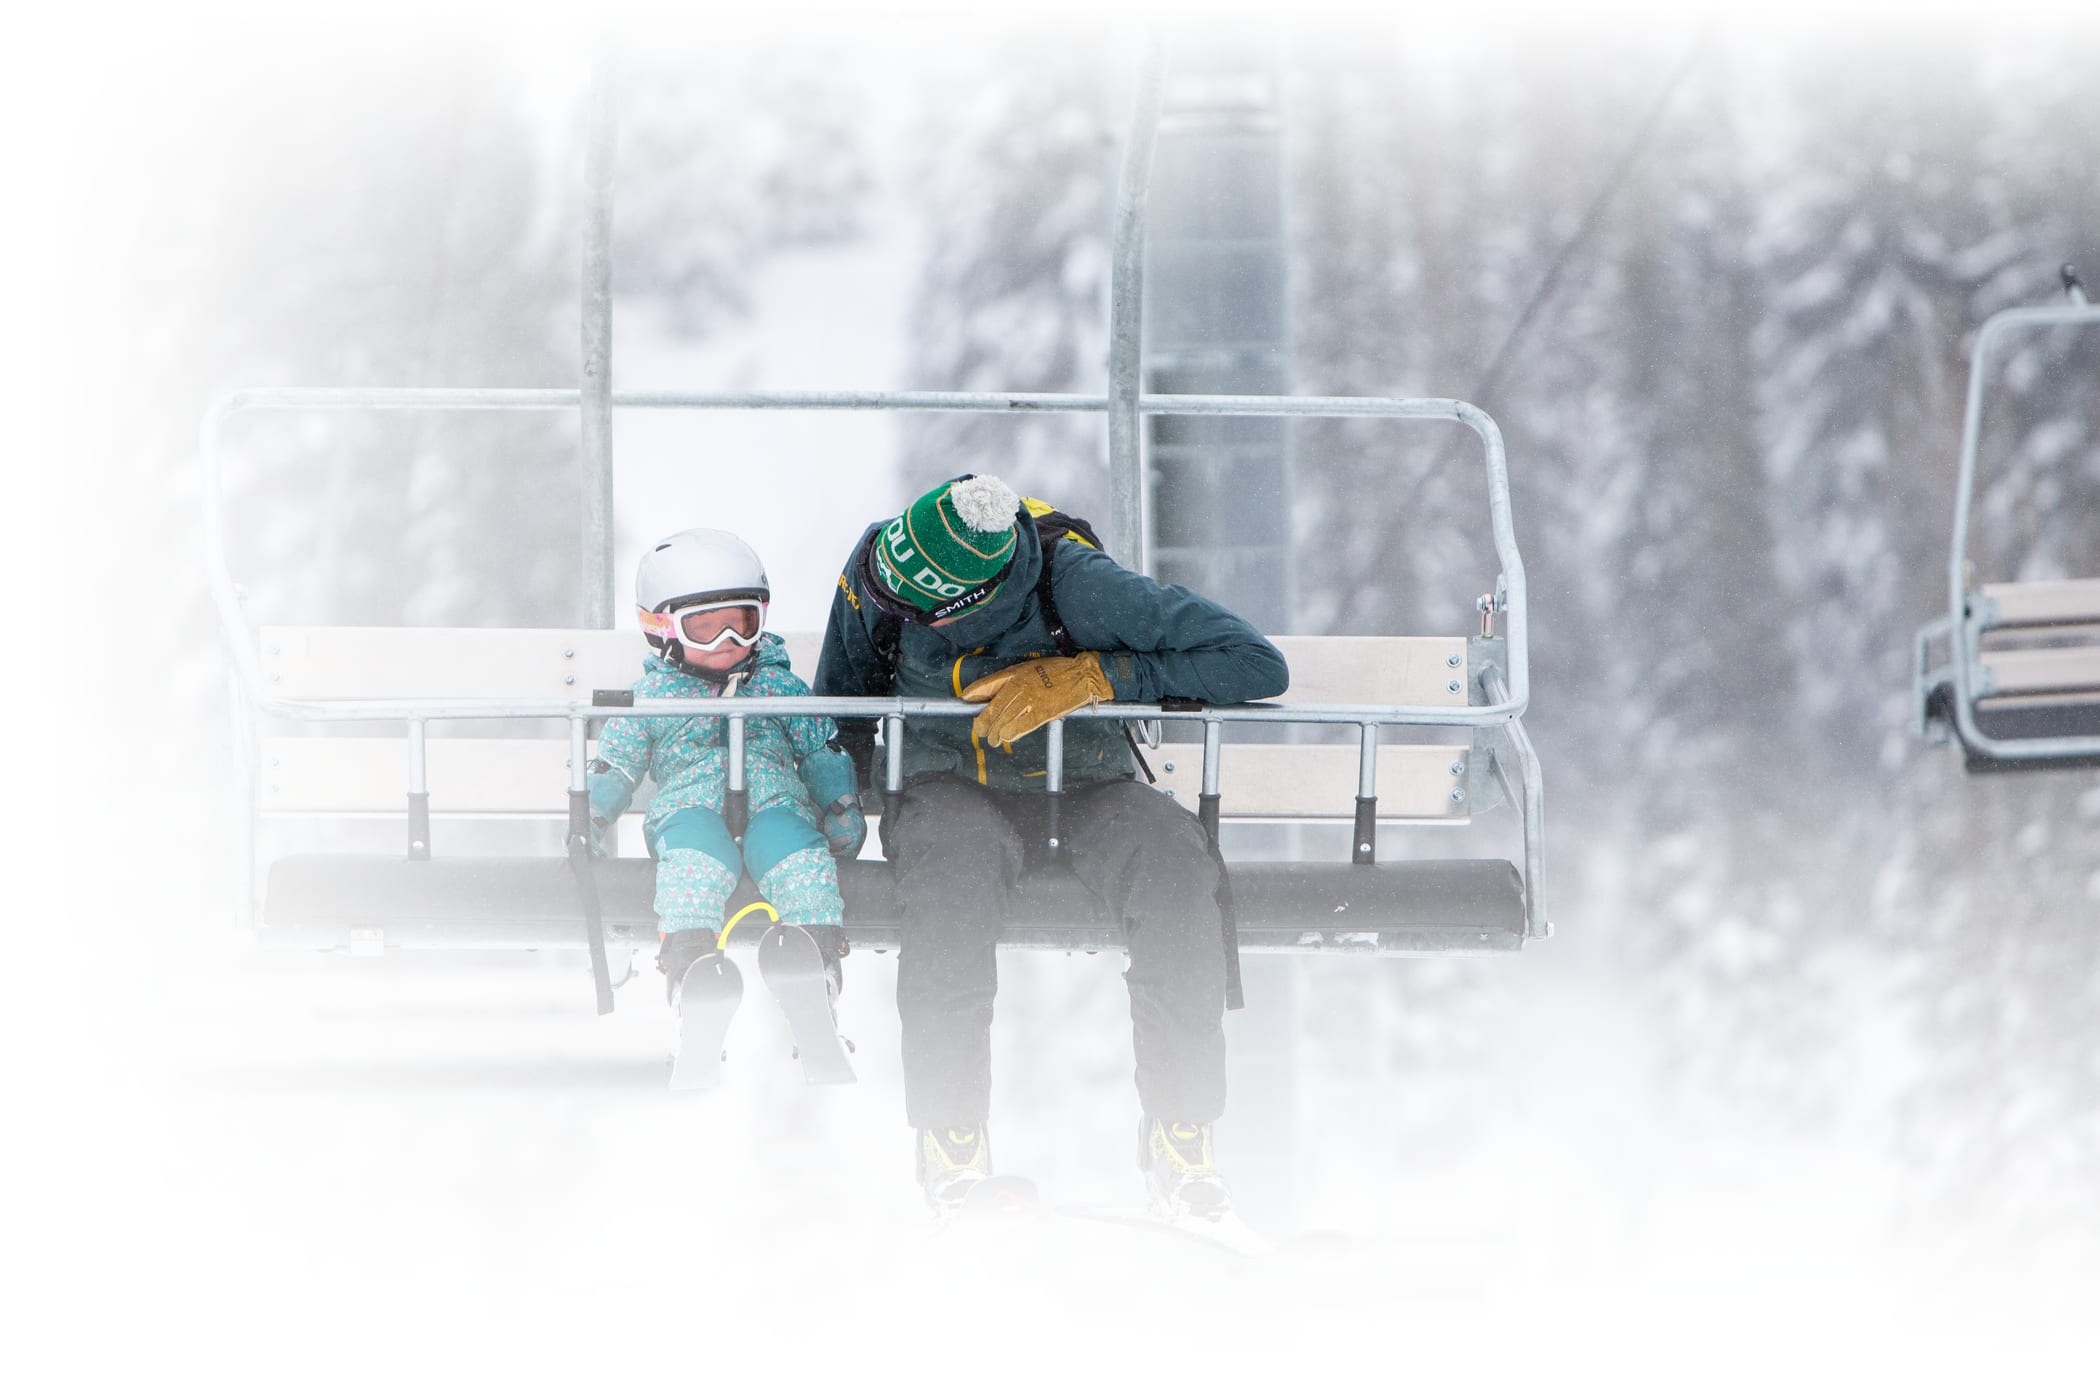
[
  {"left": 668, "top": 953, "right": 743, "bottom": 1092},
  {"left": 1054, "top": 1203, "right": 1274, "bottom": 1258},
  {"left": 756, "top": 925, "right": 856, "bottom": 1086},
  {"left": 956, "top": 1174, "right": 1041, "bottom": 1218}
]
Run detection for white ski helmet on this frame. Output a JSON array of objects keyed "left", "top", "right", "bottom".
[{"left": 634, "top": 528, "right": 770, "bottom": 664}]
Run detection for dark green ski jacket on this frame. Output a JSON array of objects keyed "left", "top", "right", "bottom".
[{"left": 815, "top": 514, "right": 1289, "bottom": 792}]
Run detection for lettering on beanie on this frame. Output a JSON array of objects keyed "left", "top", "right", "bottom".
[{"left": 873, "top": 476, "right": 1022, "bottom": 616}]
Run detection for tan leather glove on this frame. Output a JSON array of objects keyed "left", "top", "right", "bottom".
[{"left": 962, "top": 652, "right": 1116, "bottom": 747}]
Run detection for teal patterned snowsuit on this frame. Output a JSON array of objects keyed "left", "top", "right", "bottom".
[{"left": 587, "top": 636, "right": 845, "bottom": 936}]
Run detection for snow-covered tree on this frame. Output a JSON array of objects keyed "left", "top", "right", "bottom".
[
  {"left": 614, "top": 41, "right": 875, "bottom": 338},
  {"left": 896, "top": 38, "right": 1112, "bottom": 518}
]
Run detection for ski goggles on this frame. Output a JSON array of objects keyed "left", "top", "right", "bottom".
[
  {"left": 640, "top": 598, "right": 767, "bottom": 652},
  {"left": 860, "top": 531, "right": 1013, "bottom": 626}
]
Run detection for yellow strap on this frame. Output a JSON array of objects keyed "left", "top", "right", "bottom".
[
  {"left": 1019, "top": 496, "right": 1096, "bottom": 548},
  {"left": 718, "top": 900, "right": 778, "bottom": 951},
  {"left": 955, "top": 648, "right": 990, "bottom": 784}
]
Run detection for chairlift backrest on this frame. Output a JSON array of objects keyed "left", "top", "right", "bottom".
[{"left": 261, "top": 625, "right": 649, "bottom": 700}]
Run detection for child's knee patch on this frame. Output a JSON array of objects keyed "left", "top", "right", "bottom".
[{"left": 649, "top": 806, "right": 742, "bottom": 872}]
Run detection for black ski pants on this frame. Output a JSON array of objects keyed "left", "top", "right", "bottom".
[{"left": 882, "top": 774, "right": 1229, "bottom": 1129}]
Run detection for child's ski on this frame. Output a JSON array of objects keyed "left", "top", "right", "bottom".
[
  {"left": 756, "top": 925, "right": 856, "bottom": 1086},
  {"left": 668, "top": 954, "right": 742, "bottom": 1092}
]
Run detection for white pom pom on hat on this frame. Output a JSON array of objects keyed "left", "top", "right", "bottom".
[{"left": 948, "top": 475, "right": 1021, "bottom": 534}]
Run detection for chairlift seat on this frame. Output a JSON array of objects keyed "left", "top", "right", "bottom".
[{"left": 1920, "top": 576, "right": 2100, "bottom": 772}]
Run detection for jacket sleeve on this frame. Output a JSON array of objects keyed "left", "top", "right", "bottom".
[
  {"left": 588, "top": 715, "right": 650, "bottom": 824},
  {"left": 764, "top": 666, "right": 839, "bottom": 761},
  {"left": 813, "top": 530, "right": 891, "bottom": 785},
  {"left": 1049, "top": 544, "right": 1289, "bottom": 704}
]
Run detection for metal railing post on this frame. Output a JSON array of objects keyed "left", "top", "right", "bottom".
[
  {"left": 406, "top": 718, "right": 431, "bottom": 860},
  {"left": 725, "top": 715, "right": 748, "bottom": 837},
  {"left": 580, "top": 58, "right": 617, "bottom": 628},
  {"left": 1108, "top": 38, "right": 1165, "bottom": 569},
  {"left": 1044, "top": 718, "right": 1066, "bottom": 858},
  {"left": 1353, "top": 722, "right": 1378, "bottom": 864},
  {"left": 1198, "top": 718, "right": 1223, "bottom": 848}
]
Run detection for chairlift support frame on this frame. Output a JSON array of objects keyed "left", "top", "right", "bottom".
[{"left": 205, "top": 51, "right": 1552, "bottom": 977}]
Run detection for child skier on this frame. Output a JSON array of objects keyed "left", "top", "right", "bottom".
[{"left": 587, "top": 528, "right": 866, "bottom": 1076}]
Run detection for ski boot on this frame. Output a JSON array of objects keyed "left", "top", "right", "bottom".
[
  {"left": 657, "top": 927, "right": 720, "bottom": 1004},
  {"left": 1138, "top": 1116, "right": 1234, "bottom": 1223},
  {"left": 800, "top": 924, "right": 847, "bottom": 1011},
  {"left": 917, "top": 1124, "right": 993, "bottom": 1218}
]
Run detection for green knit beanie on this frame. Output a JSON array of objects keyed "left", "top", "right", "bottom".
[{"left": 872, "top": 475, "right": 1021, "bottom": 617}]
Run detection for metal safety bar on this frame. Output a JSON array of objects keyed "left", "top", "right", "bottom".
[
  {"left": 1938, "top": 302, "right": 2100, "bottom": 764},
  {"left": 227, "top": 693, "right": 1524, "bottom": 728},
  {"left": 236, "top": 687, "right": 1548, "bottom": 939}
]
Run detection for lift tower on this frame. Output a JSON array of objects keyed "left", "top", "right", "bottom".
[{"left": 1138, "top": 35, "right": 1300, "bottom": 1227}]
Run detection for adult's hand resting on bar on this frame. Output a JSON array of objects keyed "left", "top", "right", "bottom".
[{"left": 962, "top": 652, "right": 1115, "bottom": 748}]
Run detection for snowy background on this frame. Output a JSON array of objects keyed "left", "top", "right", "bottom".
[{"left": 18, "top": 3, "right": 2100, "bottom": 1395}]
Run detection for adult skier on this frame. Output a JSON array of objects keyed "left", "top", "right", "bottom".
[{"left": 815, "top": 475, "right": 1288, "bottom": 1218}]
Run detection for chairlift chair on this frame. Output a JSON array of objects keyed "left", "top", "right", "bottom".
[
  {"left": 1915, "top": 267, "right": 2100, "bottom": 774},
  {"left": 206, "top": 57, "right": 1552, "bottom": 1013}
]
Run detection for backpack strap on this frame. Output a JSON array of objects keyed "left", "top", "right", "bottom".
[
  {"left": 856, "top": 526, "right": 908, "bottom": 690},
  {"left": 1021, "top": 503, "right": 1101, "bottom": 660},
  {"left": 871, "top": 610, "right": 903, "bottom": 685},
  {"left": 1035, "top": 533, "right": 1079, "bottom": 658}
]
